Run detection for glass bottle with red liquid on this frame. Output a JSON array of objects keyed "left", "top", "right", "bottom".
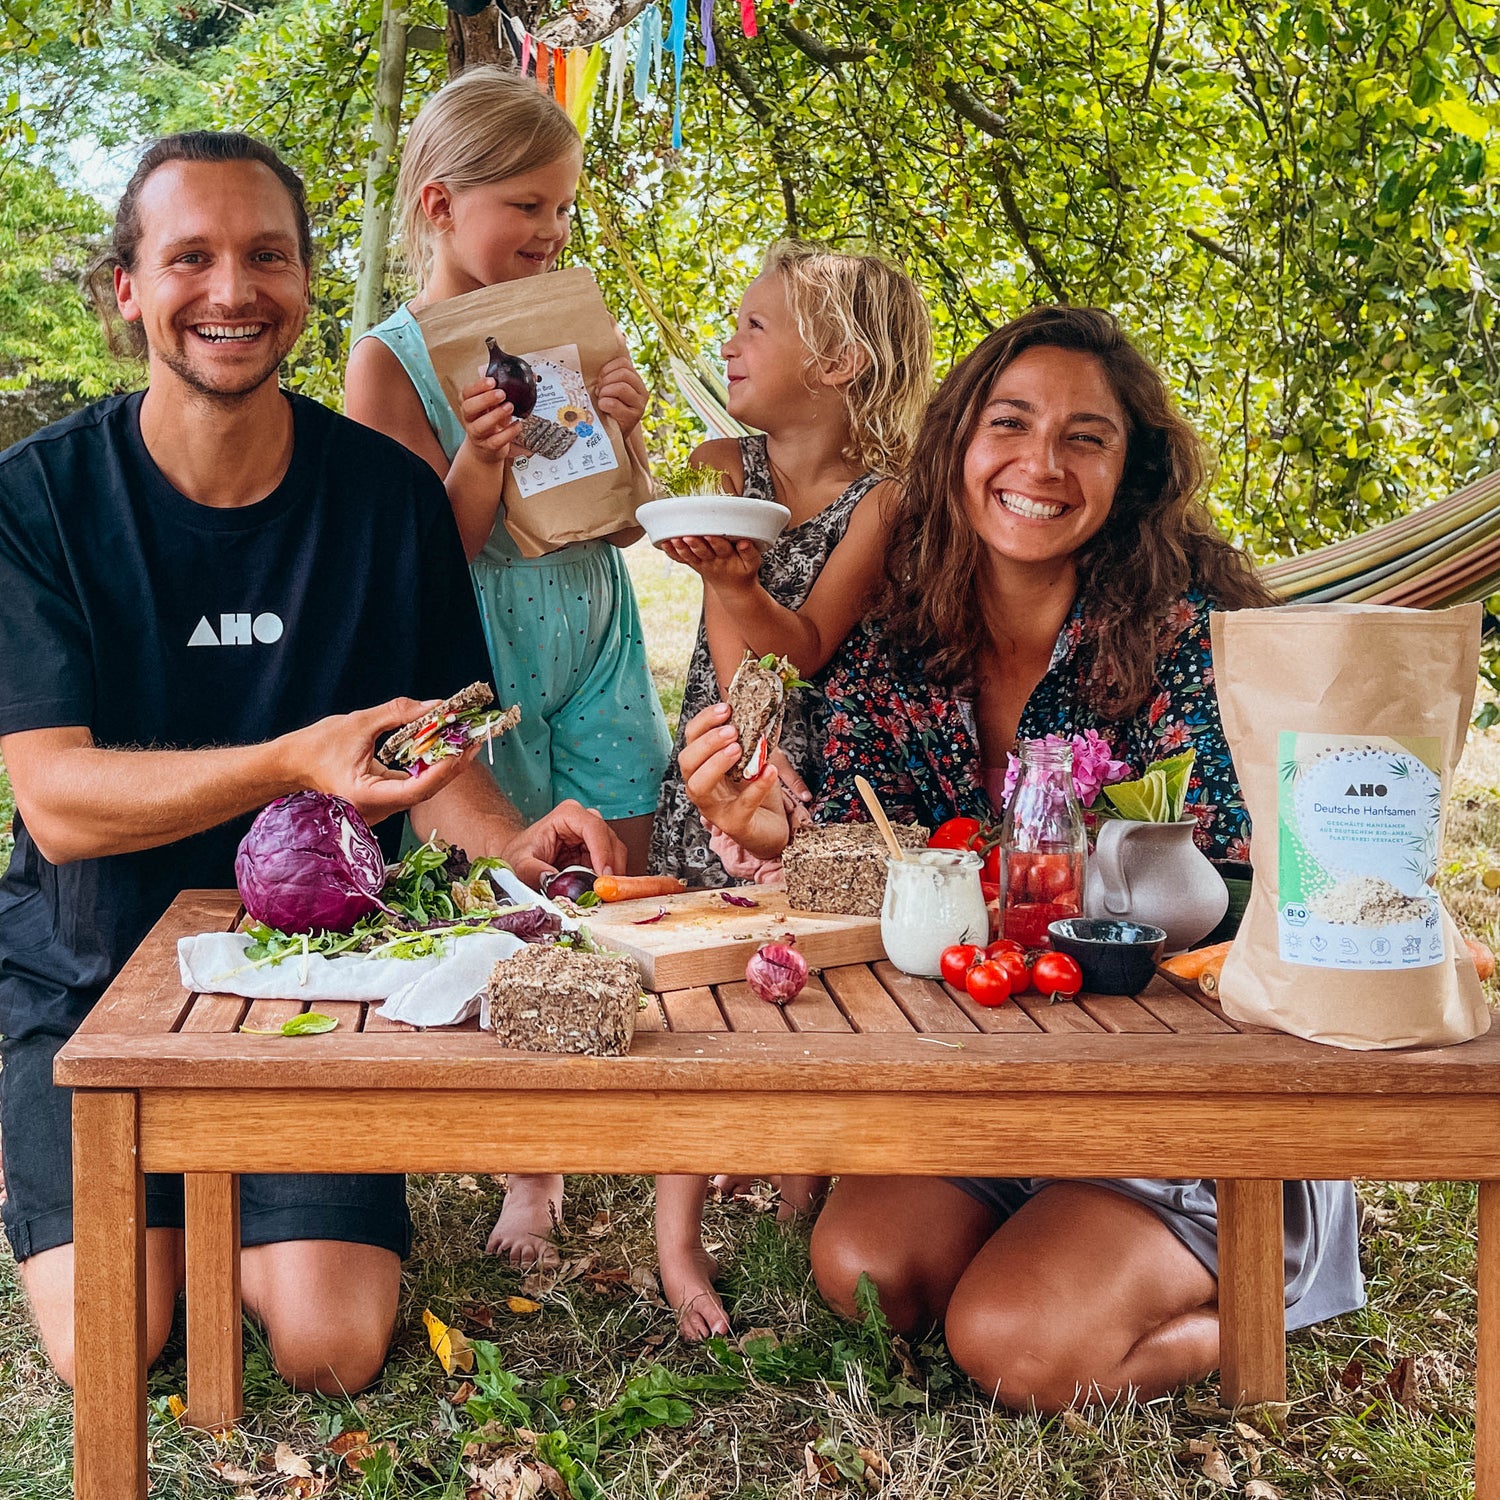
[{"left": 999, "top": 738, "right": 1086, "bottom": 947}]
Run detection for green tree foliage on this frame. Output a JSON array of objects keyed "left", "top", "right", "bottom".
[
  {"left": 4, "top": 0, "right": 1499, "bottom": 559},
  {"left": 0, "top": 158, "right": 136, "bottom": 395}
]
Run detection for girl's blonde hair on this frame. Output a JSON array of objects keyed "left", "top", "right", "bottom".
[
  {"left": 762, "top": 241, "right": 933, "bottom": 477},
  {"left": 397, "top": 64, "right": 582, "bottom": 290}
]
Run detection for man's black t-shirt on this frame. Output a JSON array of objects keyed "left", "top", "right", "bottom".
[{"left": 0, "top": 391, "right": 493, "bottom": 1040}]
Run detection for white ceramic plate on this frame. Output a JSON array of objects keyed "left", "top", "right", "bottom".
[{"left": 636, "top": 494, "right": 793, "bottom": 549}]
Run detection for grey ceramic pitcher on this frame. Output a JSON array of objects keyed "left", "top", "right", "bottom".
[{"left": 1083, "top": 819, "right": 1228, "bottom": 956}]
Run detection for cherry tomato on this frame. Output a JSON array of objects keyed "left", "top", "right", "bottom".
[
  {"left": 981, "top": 842, "right": 1002, "bottom": 885},
  {"left": 1030, "top": 855, "right": 1079, "bottom": 901},
  {"left": 985, "top": 938, "right": 1024, "bottom": 959},
  {"left": 980, "top": 880, "right": 1001, "bottom": 904},
  {"left": 928, "top": 816, "right": 983, "bottom": 851},
  {"left": 993, "top": 950, "right": 1031, "bottom": 993},
  {"left": 964, "top": 959, "right": 1013, "bottom": 1007},
  {"left": 939, "top": 943, "right": 982, "bottom": 989},
  {"left": 1032, "top": 951, "right": 1084, "bottom": 999}
]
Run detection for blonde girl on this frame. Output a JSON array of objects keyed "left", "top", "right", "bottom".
[
  {"left": 345, "top": 65, "right": 672, "bottom": 1266},
  {"left": 650, "top": 243, "right": 932, "bottom": 1337}
]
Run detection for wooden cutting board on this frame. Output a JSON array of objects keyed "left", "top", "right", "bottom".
[{"left": 580, "top": 884, "right": 887, "bottom": 990}]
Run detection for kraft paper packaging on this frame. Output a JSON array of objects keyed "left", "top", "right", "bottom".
[
  {"left": 1211, "top": 602, "right": 1488, "bottom": 1050},
  {"left": 416, "top": 267, "right": 651, "bottom": 557}
]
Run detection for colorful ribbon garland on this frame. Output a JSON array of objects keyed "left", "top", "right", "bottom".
[{"left": 499, "top": 0, "right": 770, "bottom": 132}]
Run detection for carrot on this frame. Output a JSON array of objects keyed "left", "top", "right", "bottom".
[
  {"left": 595, "top": 874, "right": 687, "bottom": 903},
  {"left": 1465, "top": 934, "right": 1496, "bottom": 982},
  {"left": 1160, "top": 941, "right": 1233, "bottom": 981},
  {"left": 1198, "top": 954, "right": 1228, "bottom": 998}
]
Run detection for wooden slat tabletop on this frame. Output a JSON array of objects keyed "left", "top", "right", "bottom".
[{"left": 52, "top": 889, "right": 1500, "bottom": 1096}]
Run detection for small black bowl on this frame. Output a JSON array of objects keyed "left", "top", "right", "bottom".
[{"left": 1047, "top": 917, "right": 1167, "bottom": 997}]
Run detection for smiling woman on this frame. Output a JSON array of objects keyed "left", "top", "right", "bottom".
[{"left": 674, "top": 305, "right": 1363, "bottom": 1413}]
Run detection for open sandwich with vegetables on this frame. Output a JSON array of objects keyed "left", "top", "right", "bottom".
[
  {"left": 173, "top": 790, "right": 642, "bottom": 1053},
  {"left": 377, "top": 681, "right": 521, "bottom": 776}
]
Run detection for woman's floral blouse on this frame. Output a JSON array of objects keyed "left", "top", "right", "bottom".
[{"left": 815, "top": 589, "right": 1251, "bottom": 863}]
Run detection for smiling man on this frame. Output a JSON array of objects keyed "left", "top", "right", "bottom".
[{"left": 0, "top": 133, "right": 624, "bottom": 1395}]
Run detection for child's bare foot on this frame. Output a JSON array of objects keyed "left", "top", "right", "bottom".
[
  {"left": 776, "top": 1174, "right": 830, "bottom": 1223},
  {"left": 485, "top": 1173, "right": 563, "bottom": 1266},
  {"left": 659, "top": 1242, "right": 731, "bottom": 1342},
  {"left": 709, "top": 1173, "right": 762, "bottom": 1200}
]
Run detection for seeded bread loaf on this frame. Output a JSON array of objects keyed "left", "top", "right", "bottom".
[
  {"left": 782, "top": 822, "right": 929, "bottom": 917},
  {"left": 484, "top": 945, "right": 641, "bottom": 1057}
]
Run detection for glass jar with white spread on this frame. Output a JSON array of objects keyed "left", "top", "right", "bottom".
[{"left": 880, "top": 848, "right": 988, "bottom": 977}]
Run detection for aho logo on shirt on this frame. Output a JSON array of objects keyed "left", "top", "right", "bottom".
[{"left": 188, "top": 613, "right": 284, "bottom": 647}]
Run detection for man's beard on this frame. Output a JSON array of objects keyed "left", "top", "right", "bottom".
[{"left": 151, "top": 317, "right": 300, "bottom": 403}]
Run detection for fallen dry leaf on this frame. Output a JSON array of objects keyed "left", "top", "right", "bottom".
[
  {"left": 208, "top": 1459, "right": 256, "bottom": 1485},
  {"left": 856, "top": 1445, "right": 889, "bottom": 1476},
  {"left": 891, "top": 1333, "right": 922, "bottom": 1381},
  {"left": 457, "top": 1175, "right": 482, "bottom": 1193},
  {"left": 273, "top": 1443, "right": 314, "bottom": 1478},
  {"left": 343, "top": 1440, "right": 397, "bottom": 1475},
  {"left": 1382, "top": 1353, "right": 1420, "bottom": 1409},
  {"left": 1197, "top": 1443, "right": 1235, "bottom": 1488},
  {"left": 586, "top": 1210, "right": 612, "bottom": 1238},
  {"left": 1189, "top": 1395, "right": 1232, "bottom": 1418},
  {"left": 166, "top": 1394, "right": 187, "bottom": 1421},
  {"left": 450, "top": 1381, "right": 476, "bottom": 1406},
  {"left": 466, "top": 1450, "right": 545, "bottom": 1498},
  {"left": 1244, "top": 1482, "right": 1283, "bottom": 1500},
  {"left": 629, "top": 1264, "right": 667, "bottom": 1306},
  {"left": 1337, "top": 1356, "right": 1366, "bottom": 1391},
  {"left": 1242, "top": 1400, "right": 1292, "bottom": 1435},
  {"left": 327, "top": 1430, "right": 370, "bottom": 1457},
  {"left": 1061, "top": 1410, "right": 1098, "bottom": 1437},
  {"left": 280, "top": 1475, "right": 329, "bottom": 1499},
  {"left": 1233, "top": 1421, "right": 1263, "bottom": 1443},
  {"left": 423, "top": 1307, "right": 476, "bottom": 1375},
  {"left": 461, "top": 1302, "right": 497, "bottom": 1329},
  {"left": 506, "top": 1296, "right": 542, "bottom": 1315}
]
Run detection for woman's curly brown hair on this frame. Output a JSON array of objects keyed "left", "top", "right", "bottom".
[{"left": 878, "top": 305, "right": 1274, "bottom": 716}]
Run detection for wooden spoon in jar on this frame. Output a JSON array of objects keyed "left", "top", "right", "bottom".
[{"left": 854, "top": 775, "right": 909, "bottom": 863}]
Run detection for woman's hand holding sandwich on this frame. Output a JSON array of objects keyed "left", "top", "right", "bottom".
[{"left": 678, "top": 702, "right": 794, "bottom": 861}]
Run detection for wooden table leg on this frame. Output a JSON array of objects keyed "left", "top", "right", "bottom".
[
  {"left": 1216, "top": 1178, "right": 1287, "bottom": 1406},
  {"left": 1478, "top": 1182, "right": 1500, "bottom": 1500},
  {"left": 73, "top": 1090, "right": 147, "bottom": 1500},
  {"left": 185, "top": 1173, "right": 242, "bottom": 1430}
]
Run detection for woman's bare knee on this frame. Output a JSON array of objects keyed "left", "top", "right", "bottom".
[
  {"left": 945, "top": 1288, "right": 1105, "bottom": 1412},
  {"left": 813, "top": 1177, "right": 996, "bottom": 1334}
]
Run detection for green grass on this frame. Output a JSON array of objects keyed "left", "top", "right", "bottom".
[{"left": 3, "top": 624, "right": 1500, "bottom": 1496}]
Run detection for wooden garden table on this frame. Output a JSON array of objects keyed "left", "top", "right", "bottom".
[{"left": 53, "top": 889, "right": 1500, "bottom": 1499}]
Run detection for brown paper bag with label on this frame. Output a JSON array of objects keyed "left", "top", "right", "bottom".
[
  {"left": 415, "top": 267, "right": 651, "bottom": 557},
  {"left": 1211, "top": 601, "right": 1488, "bottom": 1050}
]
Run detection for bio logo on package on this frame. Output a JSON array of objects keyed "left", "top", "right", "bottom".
[
  {"left": 1276, "top": 732, "right": 1444, "bottom": 971},
  {"left": 507, "top": 342, "right": 620, "bottom": 500}
]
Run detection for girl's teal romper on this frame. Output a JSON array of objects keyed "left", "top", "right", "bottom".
[{"left": 359, "top": 305, "right": 671, "bottom": 823}]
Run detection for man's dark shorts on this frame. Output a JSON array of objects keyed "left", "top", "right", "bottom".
[{"left": 0, "top": 1031, "right": 411, "bottom": 1262}]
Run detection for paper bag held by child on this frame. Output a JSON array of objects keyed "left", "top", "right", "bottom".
[{"left": 417, "top": 266, "right": 650, "bottom": 557}]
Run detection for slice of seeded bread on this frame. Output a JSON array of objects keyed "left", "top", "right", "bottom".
[
  {"left": 483, "top": 945, "right": 641, "bottom": 1057},
  {"left": 782, "top": 822, "right": 929, "bottom": 917}
]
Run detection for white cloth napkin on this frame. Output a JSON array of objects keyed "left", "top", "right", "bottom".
[{"left": 175, "top": 868, "right": 576, "bottom": 1027}]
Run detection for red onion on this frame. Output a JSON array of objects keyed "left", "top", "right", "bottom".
[{"left": 745, "top": 936, "right": 808, "bottom": 1005}]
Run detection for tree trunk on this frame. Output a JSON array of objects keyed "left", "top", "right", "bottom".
[
  {"left": 351, "top": 0, "right": 410, "bottom": 341},
  {"left": 446, "top": 6, "right": 505, "bottom": 76}
]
